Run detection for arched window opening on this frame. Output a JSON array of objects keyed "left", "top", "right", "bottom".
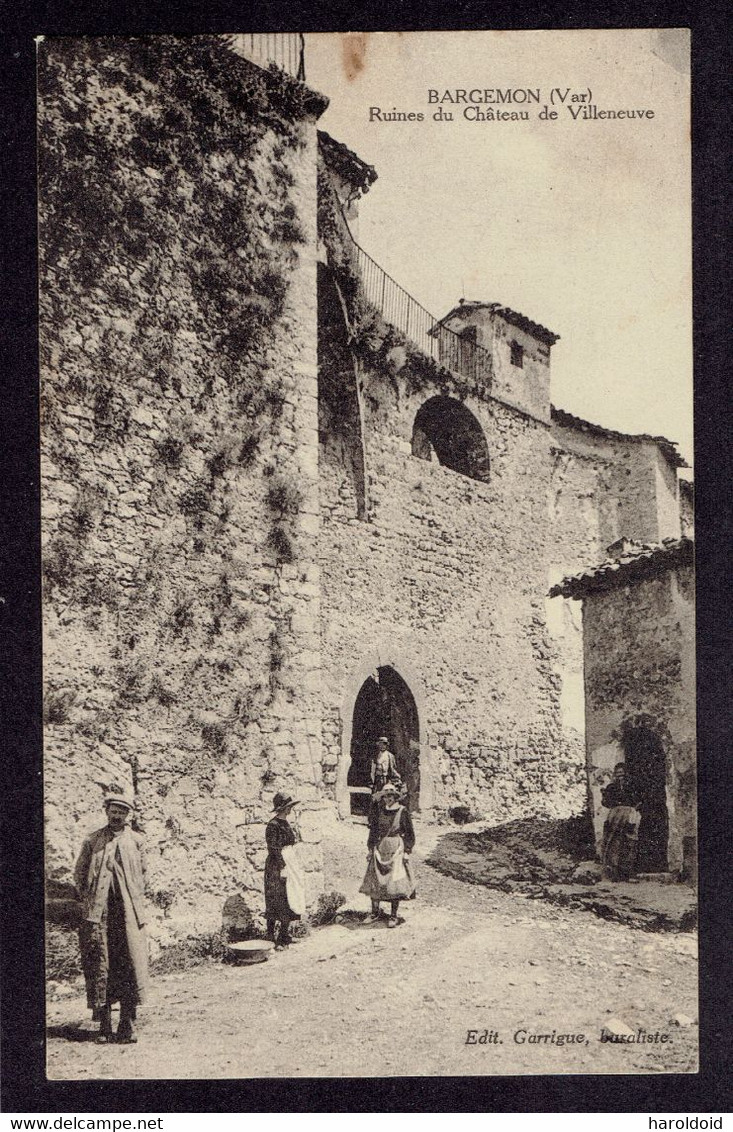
[
  {"left": 347, "top": 666, "right": 420, "bottom": 818},
  {"left": 411, "top": 396, "right": 490, "bottom": 484}
]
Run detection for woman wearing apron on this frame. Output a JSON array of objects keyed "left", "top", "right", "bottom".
[{"left": 360, "top": 782, "right": 415, "bottom": 927}]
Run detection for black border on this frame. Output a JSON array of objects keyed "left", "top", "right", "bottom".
[{"left": 2, "top": 0, "right": 731, "bottom": 1114}]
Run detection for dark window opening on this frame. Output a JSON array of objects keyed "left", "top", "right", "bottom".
[
  {"left": 510, "top": 340, "right": 524, "bottom": 368},
  {"left": 411, "top": 396, "right": 490, "bottom": 484}
]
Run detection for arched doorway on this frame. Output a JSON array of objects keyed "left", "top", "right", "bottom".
[
  {"left": 623, "top": 725, "right": 669, "bottom": 872},
  {"left": 347, "top": 666, "right": 420, "bottom": 818}
]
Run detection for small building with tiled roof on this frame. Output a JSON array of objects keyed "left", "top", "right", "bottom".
[
  {"left": 551, "top": 537, "right": 696, "bottom": 882},
  {"left": 432, "top": 298, "right": 560, "bottom": 422}
]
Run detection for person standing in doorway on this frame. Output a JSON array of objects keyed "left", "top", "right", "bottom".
[
  {"left": 360, "top": 782, "right": 415, "bottom": 927},
  {"left": 369, "top": 736, "right": 399, "bottom": 797},
  {"left": 600, "top": 762, "right": 641, "bottom": 881},
  {"left": 74, "top": 789, "right": 150, "bottom": 1044},
  {"left": 264, "top": 792, "right": 306, "bottom": 949}
]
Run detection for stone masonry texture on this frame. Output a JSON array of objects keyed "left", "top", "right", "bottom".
[
  {"left": 582, "top": 565, "right": 695, "bottom": 876},
  {"left": 39, "top": 36, "right": 327, "bottom": 946},
  {"left": 40, "top": 35, "right": 693, "bottom": 949}
]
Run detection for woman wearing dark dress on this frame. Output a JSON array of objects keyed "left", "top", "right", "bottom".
[
  {"left": 360, "top": 782, "right": 415, "bottom": 927},
  {"left": 600, "top": 763, "right": 641, "bottom": 880},
  {"left": 264, "top": 792, "right": 305, "bottom": 948}
]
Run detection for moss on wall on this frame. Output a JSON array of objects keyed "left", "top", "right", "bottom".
[{"left": 40, "top": 36, "right": 325, "bottom": 942}]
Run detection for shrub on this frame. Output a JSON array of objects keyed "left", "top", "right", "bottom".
[
  {"left": 117, "top": 661, "right": 147, "bottom": 706},
  {"left": 179, "top": 482, "right": 210, "bottom": 518},
  {"left": 93, "top": 385, "right": 130, "bottom": 441},
  {"left": 154, "top": 436, "right": 184, "bottom": 469},
  {"left": 44, "top": 687, "right": 76, "bottom": 725},
  {"left": 151, "top": 889, "right": 176, "bottom": 912},
  {"left": 46, "top": 923, "right": 83, "bottom": 982},
  {"left": 201, "top": 720, "right": 228, "bottom": 754},
  {"left": 449, "top": 804, "right": 477, "bottom": 826},
  {"left": 267, "top": 524, "right": 295, "bottom": 563},
  {"left": 69, "top": 505, "right": 95, "bottom": 538},
  {"left": 150, "top": 930, "right": 230, "bottom": 975},
  {"left": 171, "top": 601, "right": 194, "bottom": 636},
  {"left": 43, "top": 537, "right": 78, "bottom": 593},
  {"left": 266, "top": 477, "right": 301, "bottom": 517},
  {"left": 150, "top": 675, "right": 177, "bottom": 709},
  {"left": 268, "top": 629, "right": 286, "bottom": 672},
  {"left": 309, "top": 890, "right": 346, "bottom": 926}
]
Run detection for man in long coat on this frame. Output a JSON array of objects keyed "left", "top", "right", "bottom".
[{"left": 74, "top": 790, "right": 150, "bottom": 1043}]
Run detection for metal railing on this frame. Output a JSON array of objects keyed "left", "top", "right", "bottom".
[
  {"left": 229, "top": 33, "right": 306, "bottom": 82},
  {"left": 349, "top": 238, "right": 492, "bottom": 386}
]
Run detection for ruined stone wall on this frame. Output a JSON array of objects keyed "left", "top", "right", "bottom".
[
  {"left": 550, "top": 421, "right": 678, "bottom": 547},
  {"left": 547, "top": 421, "right": 684, "bottom": 800},
  {"left": 679, "top": 480, "right": 694, "bottom": 537},
  {"left": 653, "top": 448, "right": 682, "bottom": 540},
  {"left": 581, "top": 566, "right": 695, "bottom": 874},
  {"left": 545, "top": 441, "right": 617, "bottom": 788},
  {"left": 39, "top": 36, "right": 327, "bottom": 944},
  {"left": 318, "top": 343, "right": 586, "bottom": 821},
  {"left": 489, "top": 316, "right": 551, "bottom": 423}
]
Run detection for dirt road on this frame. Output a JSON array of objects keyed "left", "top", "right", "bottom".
[{"left": 46, "top": 820, "right": 698, "bottom": 1079}]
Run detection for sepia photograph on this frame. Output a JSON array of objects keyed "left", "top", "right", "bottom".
[{"left": 37, "top": 28, "right": 697, "bottom": 1081}]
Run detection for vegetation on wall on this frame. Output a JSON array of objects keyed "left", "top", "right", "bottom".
[
  {"left": 39, "top": 36, "right": 321, "bottom": 798},
  {"left": 317, "top": 150, "right": 483, "bottom": 402},
  {"left": 316, "top": 148, "right": 463, "bottom": 400},
  {"left": 39, "top": 36, "right": 312, "bottom": 473}
]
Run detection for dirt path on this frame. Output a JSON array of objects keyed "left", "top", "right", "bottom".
[{"left": 46, "top": 820, "right": 698, "bottom": 1079}]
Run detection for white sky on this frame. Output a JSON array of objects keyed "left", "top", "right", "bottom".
[{"left": 305, "top": 29, "right": 693, "bottom": 468}]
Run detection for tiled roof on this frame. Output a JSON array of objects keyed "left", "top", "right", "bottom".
[
  {"left": 549, "top": 536, "right": 693, "bottom": 599},
  {"left": 492, "top": 304, "right": 560, "bottom": 346},
  {"left": 438, "top": 300, "right": 559, "bottom": 346},
  {"left": 551, "top": 407, "right": 688, "bottom": 469},
  {"left": 318, "top": 131, "right": 377, "bottom": 195}
]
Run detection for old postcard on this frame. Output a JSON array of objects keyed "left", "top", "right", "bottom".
[{"left": 39, "top": 29, "right": 695, "bottom": 1079}]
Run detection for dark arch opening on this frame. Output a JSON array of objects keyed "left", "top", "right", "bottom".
[
  {"left": 411, "top": 396, "right": 490, "bottom": 483},
  {"left": 347, "top": 666, "right": 420, "bottom": 817},
  {"left": 622, "top": 725, "right": 669, "bottom": 872}
]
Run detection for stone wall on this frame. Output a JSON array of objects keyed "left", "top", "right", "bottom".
[
  {"left": 550, "top": 420, "right": 680, "bottom": 546},
  {"left": 654, "top": 448, "right": 682, "bottom": 541},
  {"left": 39, "top": 36, "right": 327, "bottom": 943},
  {"left": 40, "top": 39, "right": 692, "bottom": 948},
  {"left": 316, "top": 220, "right": 586, "bottom": 819},
  {"left": 679, "top": 480, "right": 694, "bottom": 537},
  {"left": 581, "top": 565, "right": 695, "bottom": 875},
  {"left": 546, "top": 420, "right": 685, "bottom": 803}
]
